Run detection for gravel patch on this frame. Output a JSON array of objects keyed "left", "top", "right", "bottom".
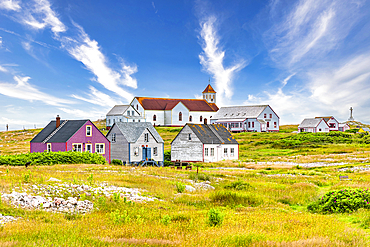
[{"left": 0, "top": 214, "right": 20, "bottom": 226}]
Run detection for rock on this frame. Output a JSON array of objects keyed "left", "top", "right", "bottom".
[
  {"left": 185, "top": 185, "right": 196, "bottom": 192},
  {"left": 48, "top": 177, "right": 61, "bottom": 182}
]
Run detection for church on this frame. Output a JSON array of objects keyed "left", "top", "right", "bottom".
[{"left": 129, "top": 84, "right": 219, "bottom": 126}]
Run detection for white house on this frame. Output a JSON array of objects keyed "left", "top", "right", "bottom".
[
  {"left": 130, "top": 84, "right": 219, "bottom": 126},
  {"left": 338, "top": 123, "right": 350, "bottom": 132},
  {"left": 106, "top": 122, "right": 164, "bottom": 166},
  {"left": 210, "top": 105, "right": 280, "bottom": 132},
  {"left": 315, "top": 116, "right": 339, "bottom": 131},
  {"left": 298, "top": 118, "right": 330, "bottom": 133},
  {"left": 171, "top": 124, "right": 239, "bottom": 163},
  {"left": 106, "top": 105, "right": 145, "bottom": 129}
]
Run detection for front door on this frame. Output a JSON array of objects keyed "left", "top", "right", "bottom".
[
  {"left": 86, "top": 144, "right": 92, "bottom": 153},
  {"left": 204, "top": 118, "right": 207, "bottom": 124},
  {"left": 142, "top": 147, "right": 152, "bottom": 160}
]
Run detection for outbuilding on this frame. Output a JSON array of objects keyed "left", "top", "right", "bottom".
[{"left": 298, "top": 118, "right": 329, "bottom": 133}]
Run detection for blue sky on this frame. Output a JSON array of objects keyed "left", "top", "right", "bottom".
[{"left": 1, "top": 0, "right": 370, "bottom": 130}]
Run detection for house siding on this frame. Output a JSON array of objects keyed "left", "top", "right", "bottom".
[
  {"left": 203, "top": 144, "right": 239, "bottom": 162},
  {"left": 129, "top": 129, "right": 164, "bottom": 163},
  {"left": 171, "top": 125, "right": 203, "bottom": 162},
  {"left": 107, "top": 124, "right": 130, "bottom": 163}
]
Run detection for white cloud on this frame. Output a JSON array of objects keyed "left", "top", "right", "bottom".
[
  {"left": 0, "top": 0, "right": 21, "bottom": 11},
  {"left": 0, "top": 76, "right": 73, "bottom": 106},
  {"left": 22, "top": 0, "right": 66, "bottom": 35},
  {"left": 281, "top": 73, "right": 296, "bottom": 87},
  {"left": 72, "top": 86, "right": 122, "bottom": 107},
  {"left": 61, "top": 24, "right": 136, "bottom": 102},
  {"left": 21, "top": 41, "right": 31, "bottom": 51},
  {"left": 265, "top": 0, "right": 365, "bottom": 69},
  {"left": 0, "top": 65, "right": 7, "bottom": 72},
  {"left": 198, "top": 16, "right": 246, "bottom": 106},
  {"left": 58, "top": 108, "right": 105, "bottom": 120}
]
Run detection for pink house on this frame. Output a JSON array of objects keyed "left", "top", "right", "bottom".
[{"left": 30, "top": 116, "right": 110, "bottom": 163}]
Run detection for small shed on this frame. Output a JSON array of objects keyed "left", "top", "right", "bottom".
[
  {"left": 358, "top": 127, "right": 370, "bottom": 133},
  {"left": 171, "top": 124, "right": 239, "bottom": 163},
  {"left": 338, "top": 123, "right": 350, "bottom": 132},
  {"left": 30, "top": 116, "right": 110, "bottom": 162},
  {"left": 315, "top": 116, "right": 339, "bottom": 131},
  {"left": 106, "top": 122, "right": 164, "bottom": 166}
]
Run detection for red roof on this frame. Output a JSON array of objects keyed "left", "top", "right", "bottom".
[
  {"left": 135, "top": 97, "right": 218, "bottom": 112},
  {"left": 202, "top": 84, "right": 216, "bottom": 93}
]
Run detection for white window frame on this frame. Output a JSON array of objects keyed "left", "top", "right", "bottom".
[
  {"left": 224, "top": 148, "right": 228, "bottom": 156},
  {"left": 188, "top": 133, "right": 191, "bottom": 141},
  {"left": 72, "top": 143, "right": 82, "bottom": 152},
  {"left": 86, "top": 125, "right": 92, "bottom": 137},
  {"left": 86, "top": 144, "right": 92, "bottom": 153},
  {"left": 47, "top": 143, "right": 52, "bottom": 152},
  {"left": 211, "top": 148, "right": 214, "bottom": 156},
  {"left": 112, "top": 133, "right": 116, "bottom": 142},
  {"left": 230, "top": 148, "right": 235, "bottom": 157},
  {"left": 127, "top": 111, "right": 130, "bottom": 116},
  {"left": 153, "top": 147, "right": 158, "bottom": 156},
  {"left": 95, "top": 143, "right": 105, "bottom": 154},
  {"left": 134, "top": 147, "right": 139, "bottom": 156},
  {"left": 205, "top": 148, "right": 209, "bottom": 156}
]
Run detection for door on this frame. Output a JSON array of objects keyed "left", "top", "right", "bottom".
[
  {"left": 86, "top": 144, "right": 92, "bottom": 153},
  {"left": 204, "top": 118, "right": 207, "bottom": 124}
]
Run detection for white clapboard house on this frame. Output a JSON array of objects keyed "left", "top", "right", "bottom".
[
  {"left": 171, "top": 124, "right": 239, "bottom": 163},
  {"left": 106, "top": 105, "right": 145, "bottom": 129},
  {"left": 106, "top": 122, "right": 164, "bottom": 166},
  {"left": 298, "top": 118, "right": 330, "bottom": 133},
  {"left": 210, "top": 105, "right": 279, "bottom": 132},
  {"left": 315, "top": 116, "right": 339, "bottom": 131},
  {"left": 129, "top": 84, "right": 219, "bottom": 126}
]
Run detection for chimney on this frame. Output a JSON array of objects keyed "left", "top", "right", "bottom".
[{"left": 56, "top": 115, "right": 61, "bottom": 128}]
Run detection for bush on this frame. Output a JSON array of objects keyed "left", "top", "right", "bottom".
[
  {"left": 211, "top": 190, "right": 262, "bottom": 207},
  {"left": 164, "top": 160, "right": 173, "bottom": 167},
  {"left": 0, "top": 151, "right": 107, "bottom": 166},
  {"left": 189, "top": 173, "right": 212, "bottom": 182},
  {"left": 175, "top": 182, "right": 186, "bottom": 193},
  {"left": 308, "top": 188, "right": 370, "bottom": 213},
  {"left": 111, "top": 159, "right": 123, "bottom": 166},
  {"left": 207, "top": 208, "right": 224, "bottom": 227},
  {"left": 224, "top": 180, "right": 254, "bottom": 191}
]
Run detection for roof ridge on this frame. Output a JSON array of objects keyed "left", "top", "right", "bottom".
[
  {"left": 42, "top": 120, "right": 68, "bottom": 143},
  {"left": 208, "top": 125, "right": 225, "bottom": 143}
]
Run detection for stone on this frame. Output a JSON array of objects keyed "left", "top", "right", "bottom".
[{"left": 185, "top": 185, "right": 196, "bottom": 192}]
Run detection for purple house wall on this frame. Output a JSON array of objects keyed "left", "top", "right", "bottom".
[{"left": 30, "top": 117, "right": 110, "bottom": 163}]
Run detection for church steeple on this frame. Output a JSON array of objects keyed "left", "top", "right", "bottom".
[{"left": 202, "top": 82, "right": 216, "bottom": 104}]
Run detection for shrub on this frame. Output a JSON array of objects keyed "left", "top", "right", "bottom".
[
  {"left": 0, "top": 151, "right": 107, "bottom": 166},
  {"left": 224, "top": 180, "right": 254, "bottom": 191},
  {"left": 189, "top": 173, "right": 212, "bottom": 182},
  {"left": 111, "top": 159, "right": 123, "bottom": 166},
  {"left": 207, "top": 208, "right": 224, "bottom": 227},
  {"left": 161, "top": 215, "right": 171, "bottom": 225},
  {"left": 175, "top": 182, "right": 186, "bottom": 193},
  {"left": 164, "top": 160, "right": 173, "bottom": 167},
  {"left": 211, "top": 190, "right": 262, "bottom": 207},
  {"left": 308, "top": 188, "right": 370, "bottom": 213},
  {"left": 110, "top": 209, "right": 130, "bottom": 224}
]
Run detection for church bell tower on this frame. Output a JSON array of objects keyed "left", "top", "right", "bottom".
[{"left": 202, "top": 83, "right": 216, "bottom": 104}]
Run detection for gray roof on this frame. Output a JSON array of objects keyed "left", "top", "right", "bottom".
[
  {"left": 31, "top": 120, "right": 90, "bottom": 143},
  {"left": 107, "top": 105, "right": 132, "bottom": 116},
  {"left": 175, "top": 124, "right": 238, "bottom": 145},
  {"left": 361, "top": 127, "right": 370, "bottom": 132},
  {"left": 298, "top": 118, "right": 324, "bottom": 128},
  {"left": 212, "top": 105, "right": 270, "bottom": 120},
  {"left": 111, "top": 122, "right": 163, "bottom": 143}
]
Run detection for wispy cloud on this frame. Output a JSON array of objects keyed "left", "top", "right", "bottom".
[
  {"left": 0, "top": 0, "right": 21, "bottom": 11},
  {"left": 71, "top": 86, "right": 122, "bottom": 107},
  {"left": 265, "top": 0, "right": 365, "bottom": 69},
  {"left": 21, "top": 0, "right": 66, "bottom": 35},
  {"left": 0, "top": 65, "right": 8, "bottom": 72},
  {"left": 60, "top": 24, "right": 136, "bottom": 102},
  {"left": 198, "top": 16, "right": 246, "bottom": 106},
  {"left": 0, "top": 76, "right": 74, "bottom": 106},
  {"left": 58, "top": 108, "right": 105, "bottom": 120}
]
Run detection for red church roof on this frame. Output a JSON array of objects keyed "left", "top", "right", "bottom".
[
  {"left": 135, "top": 97, "right": 218, "bottom": 112},
  {"left": 202, "top": 84, "right": 216, "bottom": 93}
]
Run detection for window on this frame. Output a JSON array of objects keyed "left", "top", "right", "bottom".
[
  {"left": 274, "top": 122, "right": 277, "bottom": 128},
  {"left": 188, "top": 134, "right": 191, "bottom": 141},
  {"left": 200, "top": 116, "right": 203, "bottom": 122},
  {"left": 72, "top": 144, "right": 82, "bottom": 152},
  {"left": 119, "top": 118, "right": 122, "bottom": 122},
  {"left": 252, "top": 122, "right": 254, "bottom": 128},
  {"left": 267, "top": 122, "right": 270, "bottom": 128},
  {"left": 189, "top": 115, "right": 192, "bottom": 122},
  {"left": 133, "top": 120, "right": 135, "bottom": 122},
  {"left": 153, "top": 115, "right": 157, "bottom": 121},
  {"left": 112, "top": 133, "right": 116, "bottom": 142},
  {"left": 108, "top": 119, "right": 111, "bottom": 124},
  {"left": 329, "top": 123, "right": 335, "bottom": 128},
  {"left": 113, "top": 119, "right": 115, "bottom": 123},
  {"left": 136, "top": 104, "right": 138, "bottom": 110},
  {"left": 144, "top": 133, "right": 149, "bottom": 142},
  {"left": 319, "top": 129, "right": 322, "bottom": 132},
  {"left": 205, "top": 148, "right": 209, "bottom": 156},
  {"left": 153, "top": 147, "right": 158, "bottom": 156},
  {"left": 230, "top": 148, "right": 235, "bottom": 157},
  {"left": 134, "top": 147, "right": 139, "bottom": 156},
  {"left": 47, "top": 143, "right": 51, "bottom": 152},
  {"left": 269, "top": 114, "right": 272, "bottom": 118},
  {"left": 210, "top": 148, "right": 214, "bottom": 156},
  {"left": 224, "top": 148, "right": 228, "bottom": 156},
  {"left": 264, "top": 113, "right": 267, "bottom": 118},
  {"left": 86, "top": 144, "right": 92, "bottom": 153},
  {"left": 95, "top": 143, "right": 105, "bottom": 154},
  {"left": 132, "top": 111, "right": 134, "bottom": 116},
  {"left": 86, "top": 125, "right": 92, "bottom": 136},
  {"left": 179, "top": 112, "right": 182, "bottom": 121},
  {"left": 248, "top": 122, "right": 251, "bottom": 128},
  {"left": 127, "top": 111, "right": 130, "bottom": 116}
]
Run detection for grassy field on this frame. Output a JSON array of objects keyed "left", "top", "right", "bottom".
[{"left": 1, "top": 123, "right": 370, "bottom": 246}]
